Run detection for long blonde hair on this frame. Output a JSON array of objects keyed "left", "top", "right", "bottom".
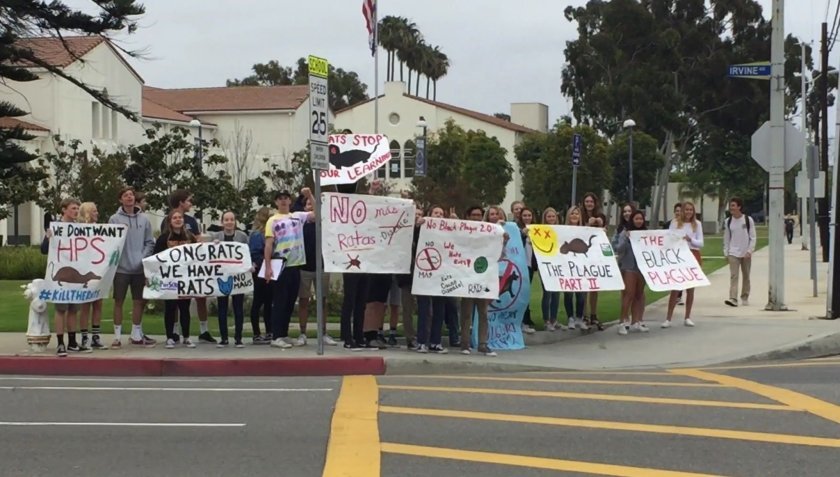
[
  {"left": 542, "top": 207, "right": 559, "bottom": 225},
  {"left": 565, "top": 206, "right": 582, "bottom": 226},
  {"left": 484, "top": 205, "right": 507, "bottom": 223},
  {"left": 79, "top": 202, "right": 98, "bottom": 224},
  {"left": 252, "top": 207, "right": 271, "bottom": 232},
  {"left": 677, "top": 201, "right": 698, "bottom": 232}
]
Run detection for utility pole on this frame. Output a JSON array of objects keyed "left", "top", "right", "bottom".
[
  {"left": 820, "top": 22, "right": 830, "bottom": 262},
  {"left": 801, "top": 42, "right": 810, "bottom": 253},
  {"left": 766, "top": 0, "right": 787, "bottom": 310}
]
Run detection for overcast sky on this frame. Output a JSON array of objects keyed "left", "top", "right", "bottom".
[{"left": 65, "top": 0, "right": 839, "bottom": 125}]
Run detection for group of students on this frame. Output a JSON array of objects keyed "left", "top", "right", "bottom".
[{"left": 41, "top": 178, "right": 752, "bottom": 357}]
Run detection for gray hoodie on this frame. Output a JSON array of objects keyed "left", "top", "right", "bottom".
[
  {"left": 205, "top": 229, "right": 249, "bottom": 244},
  {"left": 612, "top": 232, "right": 640, "bottom": 273},
  {"left": 108, "top": 206, "right": 154, "bottom": 274}
]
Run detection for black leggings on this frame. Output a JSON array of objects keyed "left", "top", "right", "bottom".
[
  {"left": 165, "top": 299, "right": 191, "bottom": 340},
  {"left": 523, "top": 268, "right": 535, "bottom": 326},
  {"left": 341, "top": 274, "right": 368, "bottom": 344},
  {"left": 564, "top": 292, "right": 585, "bottom": 320},
  {"left": 250, "top": 274, "right": 272, "bottom": 336},
  {"left": 270, "top": 267, "right": 301, "bottom": 339}
]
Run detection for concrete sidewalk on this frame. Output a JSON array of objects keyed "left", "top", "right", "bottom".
[{"left": 0, "top": 239, "right": 837, "bottom": 375}]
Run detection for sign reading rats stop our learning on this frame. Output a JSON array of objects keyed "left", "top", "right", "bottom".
[
  {"left": 143, "top": 242, "right": 253, "bottom": 299},
  {"left": 318, "top": 134, "right": 392, "bottom": 186},
  {"left": 629, "top": 230, "right": 710, "bottom": 291}
]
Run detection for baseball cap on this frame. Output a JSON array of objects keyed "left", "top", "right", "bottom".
[{"left": 274, "top": 190, "right": 292, "bottom": 201}]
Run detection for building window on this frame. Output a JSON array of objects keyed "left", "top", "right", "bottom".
[
  {"left": 388, "top": 139, "right": 401, "bottom": 179},
  {"left": 100, "top": 105, "right": 110, "bottom": 139},
  {"left": 403, "top": 140, "right": 415, "bottom": 179},
  {"left": 91, "top": 103, "right": 100, "bottom": 138},
  {"left": 388, "top": 112, "right": 400, "bottom": 125},
  {"left": 111, "top": 110, "right": 118, "bottom": 139}
]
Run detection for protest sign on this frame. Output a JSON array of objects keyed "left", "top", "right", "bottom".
[
  {"left": 473, "top": 222, "right": 531, "bottom": 350},
  {"left": 321, "top": 192, "right": 415, "bottom": 273},
  {"left": 318, "top": 134, "right": 391, "bottom": 185},
  {"left": 411, "top": 218, "right": 504, "bottom": 299},
  {"left": 42, "top": 223, "right": 127, "bottom": 304},
  {"left": 529, "top": 225, "right": 624, "bottom": 292},
  {"left": 143, "top": 242, "right": 253, "bottom": 299},
  {"left": 629, "top": 230, "right": 710, "bottom": 291}
]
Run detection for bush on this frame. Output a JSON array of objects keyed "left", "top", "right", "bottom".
[{"left": 0, "top": 246, "right": 48, "bottom": 280}]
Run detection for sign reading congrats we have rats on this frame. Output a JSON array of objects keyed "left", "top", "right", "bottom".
[
  {"left": 43, "top": 223, "right": 127, "bottom": 304},
  {"left": 143, "top": 242, "right": 253, "bottom": 299}
]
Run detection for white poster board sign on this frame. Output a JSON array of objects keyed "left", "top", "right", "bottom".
[
  {"left": 143, "top": 242, "right": 253, "bottom": 299},
  {"left": 321, "top": 192, "right": 415, "bottom": 273},
  {"left": 411, "top": 218, "right": 504, "bottom": 299},
  {"left": 318, "top": 134, "right": 391, "bottom": 185},
  {"left": 629, "top": 230, "right": 710, "bottom": 291},
  {"left": 529, "top": 225, "right": 624, "bottom": 292},
  {"left": 42, "top": 223, "right": 127, "bottom": 303}
]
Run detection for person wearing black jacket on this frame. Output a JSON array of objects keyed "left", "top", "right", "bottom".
[{"left": 395, "top": 207, "right": 423, "bottom": 349}]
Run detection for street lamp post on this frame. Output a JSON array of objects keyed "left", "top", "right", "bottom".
[
  {"left": 623, "top": 119, "right": 636, "bottom": 204},
  {"left": 189, "top": 118, "right": 203, "bottom": 171},
  {"left": 415, "top": 116, "right": 428, "bottom": 177}
]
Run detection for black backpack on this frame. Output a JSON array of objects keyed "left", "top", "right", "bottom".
[{"left": 726, "top": 215, "right": 751, "bottom": 235}]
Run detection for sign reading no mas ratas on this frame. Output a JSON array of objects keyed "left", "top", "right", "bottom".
[{"left": 143, "top": 242, "right": 253, "bottom": 299}]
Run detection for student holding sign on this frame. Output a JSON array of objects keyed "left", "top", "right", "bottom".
[
  {"left": 298, "top": 196, "right": 337, "bottom": 347},
  {"left": 517, "top": 207, "right": 537, "bottom": 335},
  {"left": 249, "top": 207, "right": 273, "bottom": 344},
  {"left": 155, "top": 211, "right": 199, "bottom": 348},
  {"left": 263, "top": 189, "right": 315, "bottom": 349},
  {"left": 613, "top": 210, "right": 650, "bottom": 335},
  {"left": 208, "top": 211, "right": 249, "bottom": 348},
  {"left": 540, "top": 208, "right": 563, "bottom": 331},
  {"left": 78, "top": 202, "right": 105, "bottom": 350},
  {"left": 41, "top": 198, "right": 86, "bottom": 357},
  {"left": 108, "top": 187, "right": 156, "bottom": 348},
  {"left": 563, "top": 206, "right": 588, "bottom": 331},
  {"left": 415, "top": 205, "right": 450, "bottom": 354},
  {"left": 580, "top": 192, "right": 607, "bottom": 331},
  {"left": 663, "top": 201, "right": 703, "bottom": 328}
]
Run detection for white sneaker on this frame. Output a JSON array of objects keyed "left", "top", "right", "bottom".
[
  {"left": 417, "top": 344, "right": 429, "bottom": 354},
  {"left": 567, "top": 319, "right": 576, "bottom": 330},
  {"left": 322, "top": 335, "right": 338, "bottom": 346},
  {"left": 725, "top": 298, "right": 738, "bottom": 307},
  {"left": 617, "top": 323, "right": 628, "bottom": 335},
  {"left": 661, "top": 320, "right": 672, "bottom": 329},
  {"left": 270, "top": 337, "right": 292, "bottom": 349},
  {"left": 295, "top": 335, "right": 308, "bottom": 347},
  {"left": 741, "top": 298, "right": 749, "bottom": 306},
  {"left": 165, "top": 339, "right": 176, "bottom": 349},
  {"left": 631, "top": 322, "right": 650, "bottom": 333},
  {"left": 461, "top": 348, "right": 471, "bottom": 355},
  {"left": 183, "top": 338, "right": 196, "bottom": 348},
  {"left": 546, "top": 322, "right": 556, "bottom": 332},
  {"left": 677, "top": 298, "right": 685, "bottom": 305},
  {"left": 578, "top": 319, "right": 590, "bottom": 331},
  {"left": 522, "top": 325, "right": 536, "bottom": 334},
  {"left": 684, "top": 318, "right": 696, "bottom": 327}
]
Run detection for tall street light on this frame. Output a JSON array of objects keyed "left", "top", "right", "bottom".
[
  {"left": 189, "top": 118, "right": 203, "bottom": 172},
  {"left": 623, "top": 118, "right": 636, "bottom": 204},
  {"left": 415, "top": 116, "right": 428, "bottom": 177}
]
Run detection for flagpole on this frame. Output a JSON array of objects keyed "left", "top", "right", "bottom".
[{"left": 373, "top": 1, "right": 379, "bottom": 135}]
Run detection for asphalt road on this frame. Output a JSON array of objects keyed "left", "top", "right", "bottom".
[{"left": 2, "top": 358, "right": 840, "bottom": 476}]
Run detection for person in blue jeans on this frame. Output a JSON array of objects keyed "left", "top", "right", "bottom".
[
  {"left": 249, "top": 207, "right": 272, "bottom": 343},
  {"left": 208, "top": 211, "right": 249, "bottom": 348},
  {"left": 540, "top": 207, "right": 562, "bottom": 331},
  {"left": 416, "top": 205, "right": 450, "bottom": 354}
]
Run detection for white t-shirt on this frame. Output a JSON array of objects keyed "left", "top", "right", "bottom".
[
  {"left": 669, "top": 220, "right": 704, "bottom": 250},
  {"left": 723, "top": 215, "right": 755, "bottom": 258}
]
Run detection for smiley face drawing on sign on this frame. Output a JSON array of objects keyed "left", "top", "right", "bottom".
[{"left": 528, "top": 226, "right": 558, "bottom": 256}]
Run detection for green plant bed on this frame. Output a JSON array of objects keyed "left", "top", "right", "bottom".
[{"left": 0, "top": 247, "right": 48, "bottom": 280}]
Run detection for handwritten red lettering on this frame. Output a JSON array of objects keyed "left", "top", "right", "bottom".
[{"left": 330, "top": 196, "right": 367, "bottom": 225}]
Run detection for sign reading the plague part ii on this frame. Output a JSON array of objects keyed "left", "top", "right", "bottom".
[
  {"left": 43, "top": 223, "right": 127, "bottom": 303},
  {"left": 529, "top": 225, "right": 624, "bottom": 292},
  {"left": 143, "top": 242, "right": 253, "bottom": 299}
]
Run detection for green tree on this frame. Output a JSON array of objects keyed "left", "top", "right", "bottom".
[
  {"left": 0, "top": 1, "right": 144, "bottom": 212},
  {"left": 517, "top": 123, "right": 612, "bottom": 211},
  {"left": 227, "top": 58, "right": 369, "bottom": 111},
  {"left": 412, "top": 120, "right": 512, "bottom": 213}
]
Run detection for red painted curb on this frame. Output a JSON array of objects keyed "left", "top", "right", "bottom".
[{"left": 0, "top": 356, "right": 385, "bottom": 377}]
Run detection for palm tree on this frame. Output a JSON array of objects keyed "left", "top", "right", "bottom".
[
  {"left": 403, "top": 38, "right": 424, "bottom": 94},
  {"left": 395, "top": 18, "right": 420, "bottom": 84},
  {"left": 378, "top": 16, "right": 401, "bottom": 81},
  {"left": 420, "top": 43, "right": 438, "bottom": 99},
  {"left": 427, "top": 46, "right": 449, "bottom": 100}
]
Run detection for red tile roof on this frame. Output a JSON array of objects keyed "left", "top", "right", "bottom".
[
  {"left": 13, "top": 36, "right": 144, "bottom": 83},
  {"left": 0, "top": 117, "right": 49, "bottom": 132},
  {"left": 336, "top": 93, "right": 537, "bottom": 134},
  {"left": 143, "top": 85, "right": 309, "bottom": 113},
  {"left": 142, "top": 98, "right": 195, "bottom": 123}
]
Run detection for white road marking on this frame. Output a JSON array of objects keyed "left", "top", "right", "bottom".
[
  {"left": 0, "top": 386, "right": 332, "bottom": 392},
  {"left": 0, "top": 422, "right": 245, "bottom": 427}
]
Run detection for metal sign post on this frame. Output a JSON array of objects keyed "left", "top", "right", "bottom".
[
  {"left": 571, "top": 133, "right": 582, "bottom": 206},
  {"left": 308, "top": 54, "right": 329, "bottom": 355}
]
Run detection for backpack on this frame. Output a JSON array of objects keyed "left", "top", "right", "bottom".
[{"left": 726, "top": 215, "right": 751, "bottom": 235}]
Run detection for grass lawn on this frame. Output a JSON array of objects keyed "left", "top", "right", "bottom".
[{"left": 0, "top": 227, "right": 769, "bottom": 335}]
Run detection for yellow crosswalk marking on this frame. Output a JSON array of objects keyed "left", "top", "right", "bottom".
[
  {"left": 380, "top": 375, "right": 726, "bottom": 388},
  {"left": 322, "top": 376, "right": 379, "bottom": 477},
  {"left": 381, "top": 405, "right": 840, "bottom": 448},
  {"left": 378, "top": 384, "right": 797, "bottom": 411}
]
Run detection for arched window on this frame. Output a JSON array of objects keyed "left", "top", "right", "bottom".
[
  {"left": 403, "top": 139, "right": 415, "bottom": 179},
  {"left": 386, "top": 139, "right": 401, "bottom": 179}
]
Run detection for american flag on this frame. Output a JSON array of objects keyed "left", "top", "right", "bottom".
[{"left": 362, "top": 0, "right": 377, "bottom": 56}]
